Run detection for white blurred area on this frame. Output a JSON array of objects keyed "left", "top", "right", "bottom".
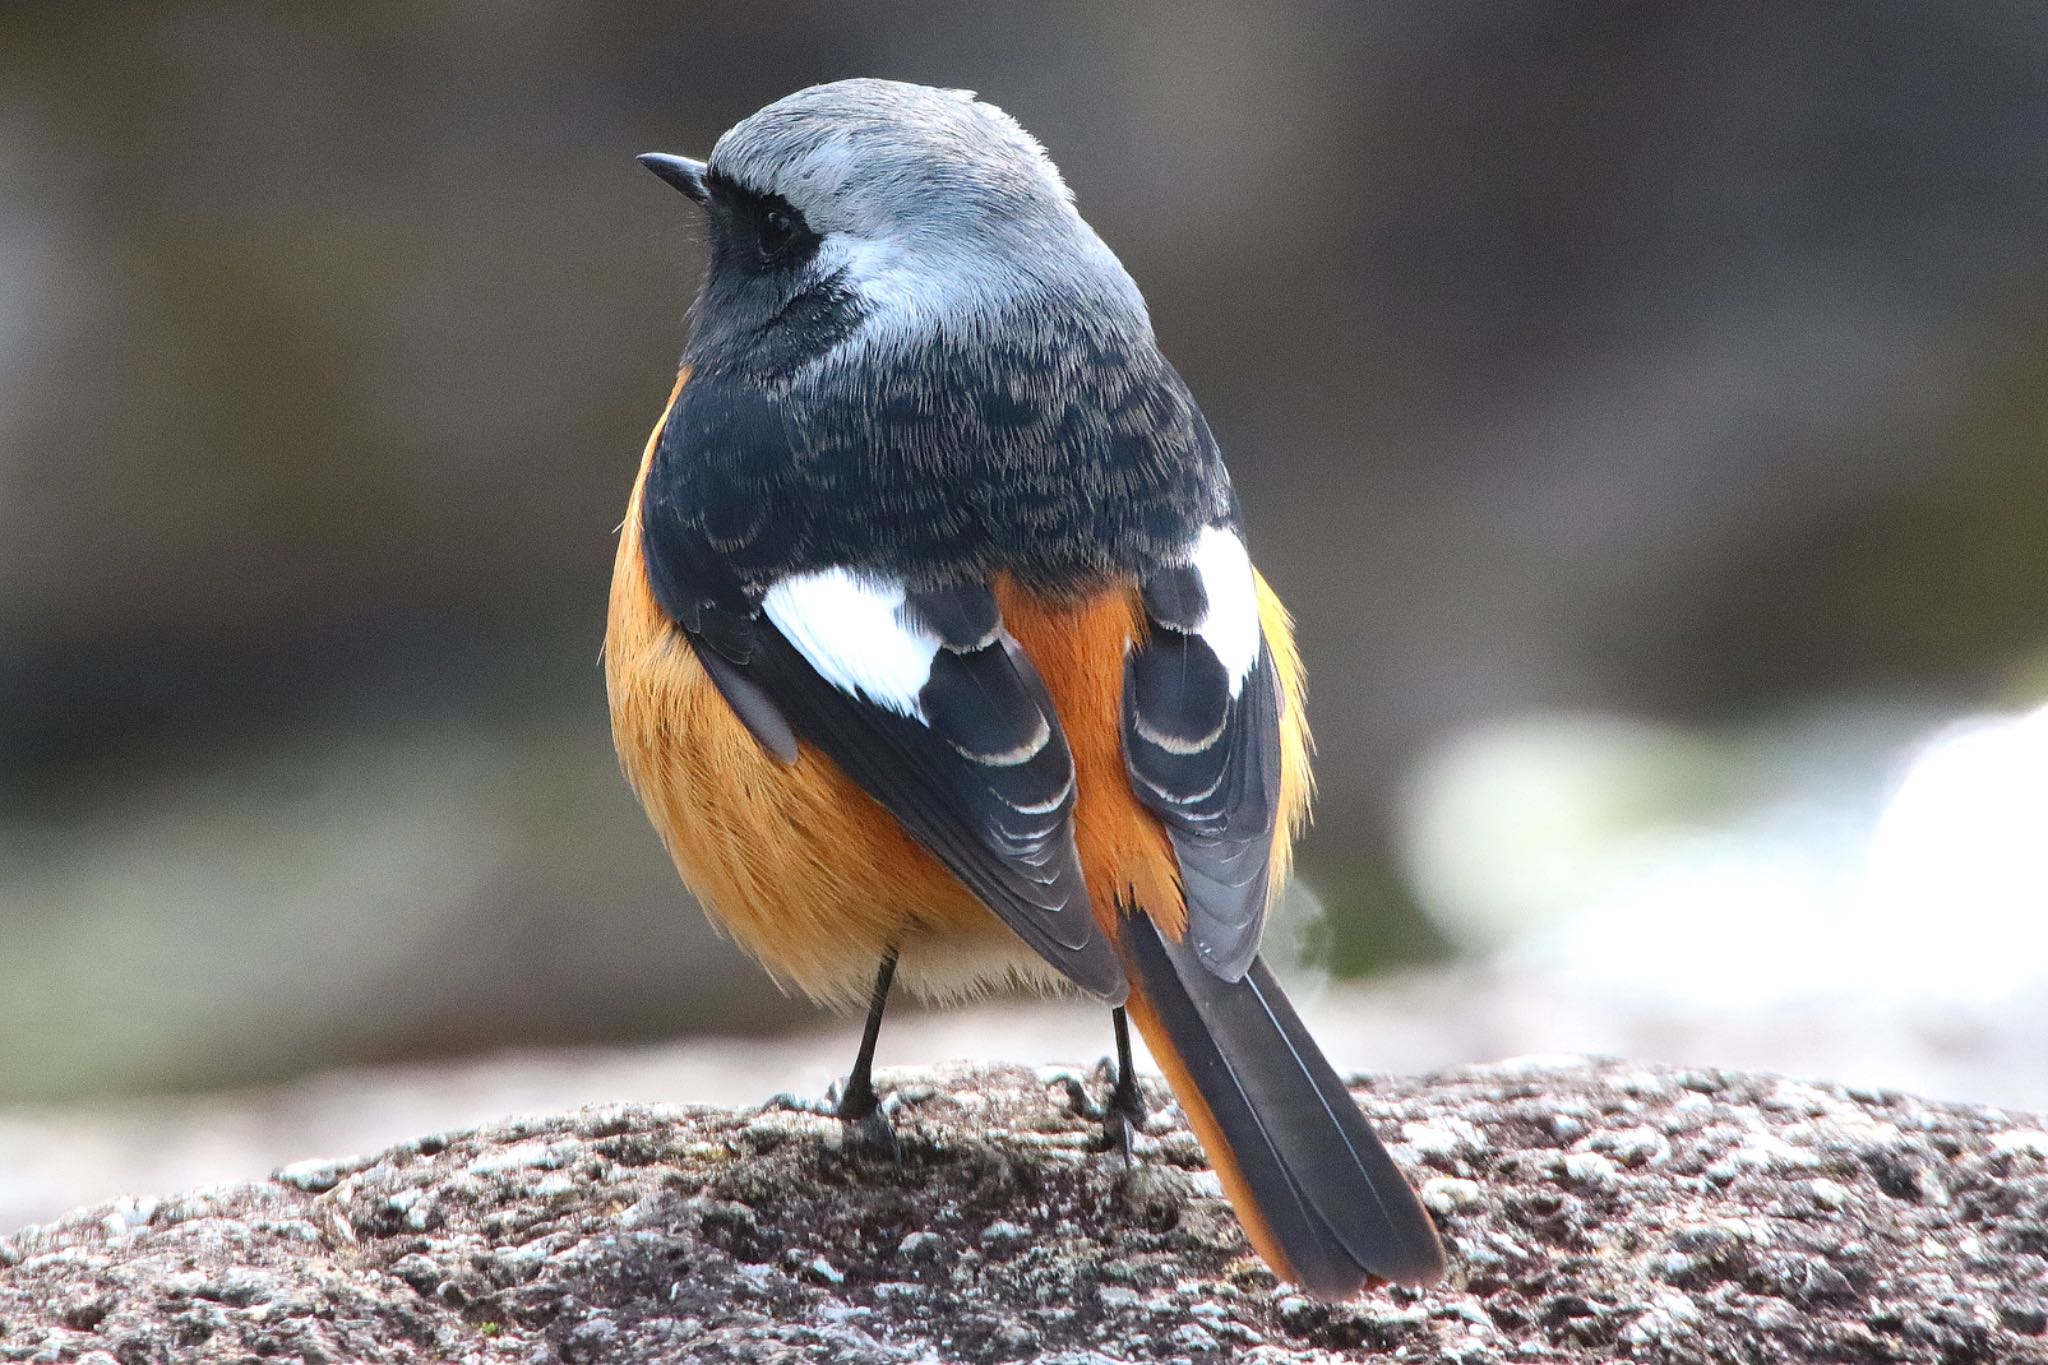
[{"left": 1399, "top": 694, "right": 2048, "bottom": 1105}]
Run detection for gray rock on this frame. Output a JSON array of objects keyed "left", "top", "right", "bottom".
[{"left": 0, "top": 1060, "right": 2043, "bottom": 1362}]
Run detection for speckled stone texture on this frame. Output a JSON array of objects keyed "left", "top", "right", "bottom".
[{"left": 1, "top": 1058, "right": 2043, "bottom": 1364}]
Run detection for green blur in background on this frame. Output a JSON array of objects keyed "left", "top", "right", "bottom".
[{"left": 2, "top": 2, "right": 2045, "bottom": 1104}]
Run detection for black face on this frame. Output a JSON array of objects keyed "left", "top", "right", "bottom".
[
  {"left": 703, "top": 170, "right": 823, "bottom": 275},
  {"left": 683, "top": 170, "right": 858, "bottom": 382}
]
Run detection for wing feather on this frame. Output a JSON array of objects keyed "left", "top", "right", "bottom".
[{"left": 1124, "top": 532, "right": 1284, "bottom": 980}]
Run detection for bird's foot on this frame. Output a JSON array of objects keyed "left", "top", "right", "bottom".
[
  {"left": 1081, "top": 1056, "right": 1149, "bottom": 1161},
  {"left": 829, "top": 1077, "right": 903, "bottom": 1162},
  {"left": 1102, "top": 1078, "right": 1149, "bottom": 1162}
]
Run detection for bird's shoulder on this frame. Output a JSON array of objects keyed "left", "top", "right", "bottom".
[{"left": 649, "top": 305, "right": 1230, "bottom": 595}]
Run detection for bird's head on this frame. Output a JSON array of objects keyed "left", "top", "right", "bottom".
[{"left": 640, "top": 79, "right": 1146, "bottom": 371}]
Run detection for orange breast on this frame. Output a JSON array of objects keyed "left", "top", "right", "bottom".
[{"left": 604, "top": 377, "right": 1312, "bottom": 1007}]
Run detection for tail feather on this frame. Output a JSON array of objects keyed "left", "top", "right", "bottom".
[{"left": 1120, "top": 914, "right": 1446, "bottom": 1297}]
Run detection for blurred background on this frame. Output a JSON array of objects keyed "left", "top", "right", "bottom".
[{"left": 5, "top": 2, "right": 2047, "bottom": 1228}]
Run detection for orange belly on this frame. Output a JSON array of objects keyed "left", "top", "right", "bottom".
[{"left": 604, "top": 379, "right": 1312, "bottom": 1007}]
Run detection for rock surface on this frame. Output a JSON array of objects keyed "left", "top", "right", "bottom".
[
  {"left": 2, "top": 1058, "right": 2043, "bottom": 1363},
  {"left": 17, "top": 968, "right": 2048, "bottom": 1238}
]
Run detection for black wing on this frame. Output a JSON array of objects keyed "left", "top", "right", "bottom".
[
  {"left": 1123, "top": 560, "right": 1284, "bottom": 981},
  {"left": 640, "top": 443, "right": 1125, "bottom": 1002}
]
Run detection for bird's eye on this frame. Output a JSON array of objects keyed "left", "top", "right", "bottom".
[{"left": 759, "top": 208, "right": 799, "bottom": 261}]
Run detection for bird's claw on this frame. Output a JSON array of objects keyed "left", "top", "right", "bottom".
[{"left": 830, "top": 1078, "right": 903, "bottom": 1161}]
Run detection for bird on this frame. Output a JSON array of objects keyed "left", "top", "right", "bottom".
[{"left": 605, "top": 78, "right": 1446, "bottom": 1299}]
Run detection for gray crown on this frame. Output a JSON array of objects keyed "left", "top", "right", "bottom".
[{"left": 708, "top": 79, "right": 1080, "bottom": 248}]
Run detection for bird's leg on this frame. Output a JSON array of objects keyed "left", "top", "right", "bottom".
[
  {"left": 1102, "top": 1005, "right": 1149, "bottom": 1158},
  {"left": 834, "top": 947, "right": 900, "bottom": 1158}
]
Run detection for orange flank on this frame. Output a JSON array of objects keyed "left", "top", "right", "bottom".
[{"left": 603, "top": 375, "right": 1314, "bottom": 1005}]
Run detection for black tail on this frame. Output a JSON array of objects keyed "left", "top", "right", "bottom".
[{"left": 1121, "top": 914, "right": 1446, "bottom": 1297}]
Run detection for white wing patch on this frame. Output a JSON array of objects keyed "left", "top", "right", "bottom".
[
  {"left": 762, "top": 568, "right": 939, "bottom": 718},
  {"left": 1190, "top": 524, "right": 1262, "bottom": 696}
]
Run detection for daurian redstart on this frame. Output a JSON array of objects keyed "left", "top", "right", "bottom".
[{"left": 606, "top": 79, "right": 1446, "bottom": 1297}]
